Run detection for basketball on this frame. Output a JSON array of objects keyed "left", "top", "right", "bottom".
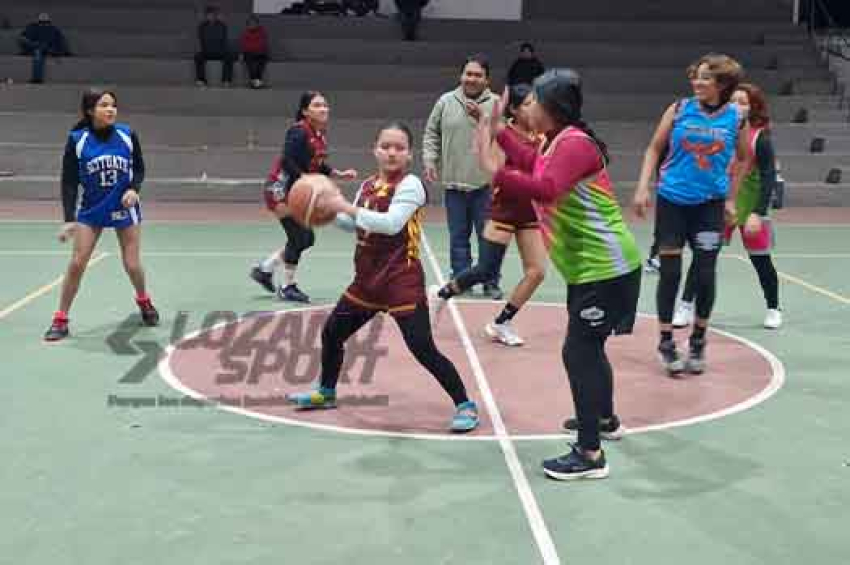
[{"left": 286, "top": 174, "right": 341, "bottom": 228}]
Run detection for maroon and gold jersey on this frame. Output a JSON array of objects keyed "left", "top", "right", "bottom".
[
  {"left": 490, "top": 124, "right": 542, "bottom": 231},
  {"left": 343, "top": 176, "right": 427, "bottom": 317}
]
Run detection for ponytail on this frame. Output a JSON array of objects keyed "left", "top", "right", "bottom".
[{"left": 572, "top": 119, "right": 610, "bottom": 165}]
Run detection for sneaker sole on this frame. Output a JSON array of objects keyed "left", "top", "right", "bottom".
[
  {"left": 659, "top": 354, "right": 686, "bottom": 376},
  {"left": 483, "top": 324, "right": 524, "bottom": 347},
  {"left": 685, "top": 360, "right": 705, "bottom": 375},
  {"left": 543, "top": 465, "right": 610, "bottom": 481}
]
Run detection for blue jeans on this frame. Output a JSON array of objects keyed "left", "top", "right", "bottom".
[
  {"left": 444, "top": 186, "right": 499, "bottom": 285},
  {"left": 19, "top": 39, "right": 47, "bottom": 83}
]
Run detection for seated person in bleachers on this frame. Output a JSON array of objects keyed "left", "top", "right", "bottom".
[
  {"left": 18, "top": 12, "right": 70, "bottom": 84},
  {"left": 240, "top": 15, "right": 269, "bottom": 89},
  {"left": 195, "top": 5, "right": 234, "bottom": 87},
  {"left": 394, "top": 0, "right": 429, "bottom": 41},
  {"left": 507, "top": 42, "right": 545, "bottom": 87}
]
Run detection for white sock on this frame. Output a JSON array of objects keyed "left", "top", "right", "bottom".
[
  {"left": 261, "top": 249, "right": 284, "bottom": 273},
  {"left": 283, "top": 264, "right": 297, "bottom": 286}
]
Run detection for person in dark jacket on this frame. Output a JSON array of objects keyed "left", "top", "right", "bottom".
[
  {"left": 240, "top": 15, "right": 269, "bottom": 88},
  {"left": 507, "top": 42, "right": 545, "bottom": 87},
  {"left": 18, "top": 13, "right": 70, "bottom": 84},
  {"left": 394, "top": 0, "right": 429, "bottom": 41},
  {"left": 194, "top": 6, "right": 234, "bottom": 86}
]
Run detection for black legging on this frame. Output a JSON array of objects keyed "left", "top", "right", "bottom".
[
  {"left": 563, "top": 330, "right": 614, "bottom": 452},
  {"left": 280, "top": 217, "right": 315, "bottom": 265},
  {"left": 658, "top": 245, "right": 719, "bottom": 323},
  {"left": 452, "top": 238, "right": 506, "bottom": 293},
  {"left": 319, "top": 301, "right": 469, "bottom": 406},
  {"left": 682, "top": 253, "right": 779, "bottom": 310}
]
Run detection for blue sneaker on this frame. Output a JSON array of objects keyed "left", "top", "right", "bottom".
[
  {"left": 450, "top": 400, "right": 479, "bottom": 433},
  {"left": 542, "top": 444, "right": 609, "bottom": 481},
  {"left": 287, "top": 386, "right": 337, "bottom": 410}
]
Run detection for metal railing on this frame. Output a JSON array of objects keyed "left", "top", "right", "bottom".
[{"left": 806, "top": 0, "right": 850, "bottom": 113}]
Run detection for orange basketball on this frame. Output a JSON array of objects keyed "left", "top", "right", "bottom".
[{"left": 286, "top": 174, "right": 340, "bottom": 228}]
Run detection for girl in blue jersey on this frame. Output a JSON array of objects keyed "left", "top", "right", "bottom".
[
  {"left": 634, "top": 54, "right": 749, "bottom": 376},
  {"left": 44, "top": 89, "right": 158, "bottom": 341}
]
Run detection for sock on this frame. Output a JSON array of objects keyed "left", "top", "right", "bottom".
[
  {"left": 494, "top": 303, "right": 519, "bottom": 325},
  {"left": 135, "top": 293, "right": 150, "bottom": 303},
  {"left": 54, "top": 310, "right": 68, "bottom": 321},
  {"left": 283, "top": 264, "right": 297, "bottom": 286},
  {"left": 261, "top": 250, "right": 284, "bottom": 273},
  {"left": 691, "top": 325, "right": 706, "bottom": 341},
  {"left": 660, "top": 330, "right": 673, "bottom": 343}
]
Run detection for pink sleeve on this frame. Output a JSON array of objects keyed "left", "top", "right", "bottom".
[
  {"left": 496, "top": 128, "right": 537, "bottom": 173},
  {"left": 493, "top": 135, "right": 602, "bottom": 203}
]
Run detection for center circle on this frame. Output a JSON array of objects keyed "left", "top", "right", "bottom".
[{"left": 159, "top": 302, "right": 782, "bottom": 440}]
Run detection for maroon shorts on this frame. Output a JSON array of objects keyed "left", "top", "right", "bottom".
[
  {"left": 489, "top": 188, "right": 539, "bottom": 231},
  {"left": 342, "top": 253, "right": 426, "bottom": 318}
]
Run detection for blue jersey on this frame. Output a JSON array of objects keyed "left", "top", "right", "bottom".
[
  {"left": 657, "top": 98, "right": 742, "bottom": 206},
  {"left": 70, "top": 123, "right": 141, "bottom": 228}
]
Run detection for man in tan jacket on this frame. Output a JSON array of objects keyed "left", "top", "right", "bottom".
[{"left": 423, "top": 54, "right": 503, "bottom": 298}]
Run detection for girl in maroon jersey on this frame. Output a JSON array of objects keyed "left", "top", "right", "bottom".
[
  {"left": 431, "top": 84, "right": 548, "bottom": 347},
  {"left": 250, "top": 91, "right": 357, "bottom": 303},
  {"left": 286, "top": 122, "right": 479, "bottom": 432}
]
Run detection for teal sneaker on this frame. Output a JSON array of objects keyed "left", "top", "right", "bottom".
[
  {"left": 287, "top": 386, "right": 337, "bottom": 410},
  {"left": 450, "top": 400, "right": 479, "bottom": 433}
]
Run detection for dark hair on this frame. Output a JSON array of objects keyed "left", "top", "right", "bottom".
[
  {"left": 376, "top": 121, "right": 414, "bottom": 149},
  {"left": 735, "top": 82, "right": 770, "bottom": 129},
  {"left": 519, "top": 42, "right": 535, "bottom": 53},
  {"left": 533, "top": 69, "right": 610, "bottom": 164},
  {"left": 205, "top": 5, "right": 219, "bottom": 15},
  {"left": 461, "top": 53, "right": 490, "bottom": 78},
  {"left": 246, "top": 14, "right": 260, "bottom": 26},
  {"left": 504, "top": 83, "right": 533, "bottom": 119},
  {"left": 74, "top": 87, "right": 117, "bottom": 130},
  {"left": 295, "top": 90, "right": 324, "bottom": 121},
  {"left": 691, "top": 53, "right": 744, "bottom": 104}
]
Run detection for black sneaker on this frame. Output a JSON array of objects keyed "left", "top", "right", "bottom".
[
  {"left": 542, "top": 444, "right": 609, "bottom": 481},
  {"left": 658, "top": 339, "right": 685, "bottom": 376},
  {"left": 482, "top": 283, "right": 503, "bottom": 300},
  {"left": 685, "top": 337, "right": 706, "bottom": 374},
  {"left": 562, "top": 415, "right": 626, "bottom": 440},
  {"left": 250, "top": 266, "right": 276, "bottom": 293},
  {"left": 44, "top": 316, "right": 69, "bottom": 341},
  {"left": 278, "top": 284, "right": 310, "bottom": 303},
  {"left": 136, "top": 298, "right": 160, "bottom": 327}
]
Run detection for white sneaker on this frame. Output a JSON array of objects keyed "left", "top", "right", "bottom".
[
  {"left": 764, "top": 308, "right": 783, "bottom": 329},
  {"left": 484, "top": 321, "right": 525, "bottom": 346},
  {"left": 672, "top": 301, "right": 694, "bottom": 328},
  {"left": 428, "top": 284, "right": 448, "bottom": 325}
]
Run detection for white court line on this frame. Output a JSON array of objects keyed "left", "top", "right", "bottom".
[
  {"left": 158, "top": 304, "right": 784, "bottom": 443},
  {"left": 419, "top": 234, "right": 562, "bottom": 565},
  {"left": 729, "top": 255, "right": 850, "bottom": 305},
  {"left": 0, "top": 251, "right": 109, "bottom": 320}
]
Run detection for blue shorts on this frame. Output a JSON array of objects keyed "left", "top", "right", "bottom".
[{"left": 76, "top": 202, "right": 142, "bottom": 229}]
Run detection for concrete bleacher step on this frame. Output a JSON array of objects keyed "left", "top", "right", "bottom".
[
  {"left": 0, "top": 10, "right": 806, "bottom": 43},
  {"left": 0, "top": 0, "right": 251, "bottom": 10},
  {"left": 1, "top": 114, "right": 847, "bottom": 155},
  {"left": 0, "top": 30, "right": 824, "bottom": 70},
  {"left": 1, "top": 84, "right": 843, "bottom": 122},
  {"left": 0, "top": 56, "right": 834, "bottom": 95},
  {"left": 2, "top": 143, "right": 847, "bottom": 186},
  {"left": 523, "top": 0, "right": 791, "bottom": 21}
]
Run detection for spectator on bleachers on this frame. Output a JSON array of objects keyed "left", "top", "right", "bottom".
[
  {"left": 394, "top": 0, "right": 429, "bottom": 41},
  {"left": 507, "top": 42, "right": 545, "bottom": 87},
  {"left": 240, "top": 15, "right": 269, "bottom": 89},
  {"left": 17, "top": 13, "right": 70, "bottom": 84},
  {"left": 195, "top": 5, "right": 234, "bottom": 87}
]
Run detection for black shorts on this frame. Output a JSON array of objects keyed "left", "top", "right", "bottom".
[
  {"left": 567, "top": 268, "right": 641, "bottom": 339},
  {"left": 654, "top": 195, "right": 724, "bottom": 253}
]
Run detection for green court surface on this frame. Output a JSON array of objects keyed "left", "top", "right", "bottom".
[{"left": 1, "top": 217, "right": 849, "bottom": 564}]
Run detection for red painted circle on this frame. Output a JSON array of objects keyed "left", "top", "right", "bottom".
[{"left": 163, "top": 302, "right": 776, "bottom": 437}]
